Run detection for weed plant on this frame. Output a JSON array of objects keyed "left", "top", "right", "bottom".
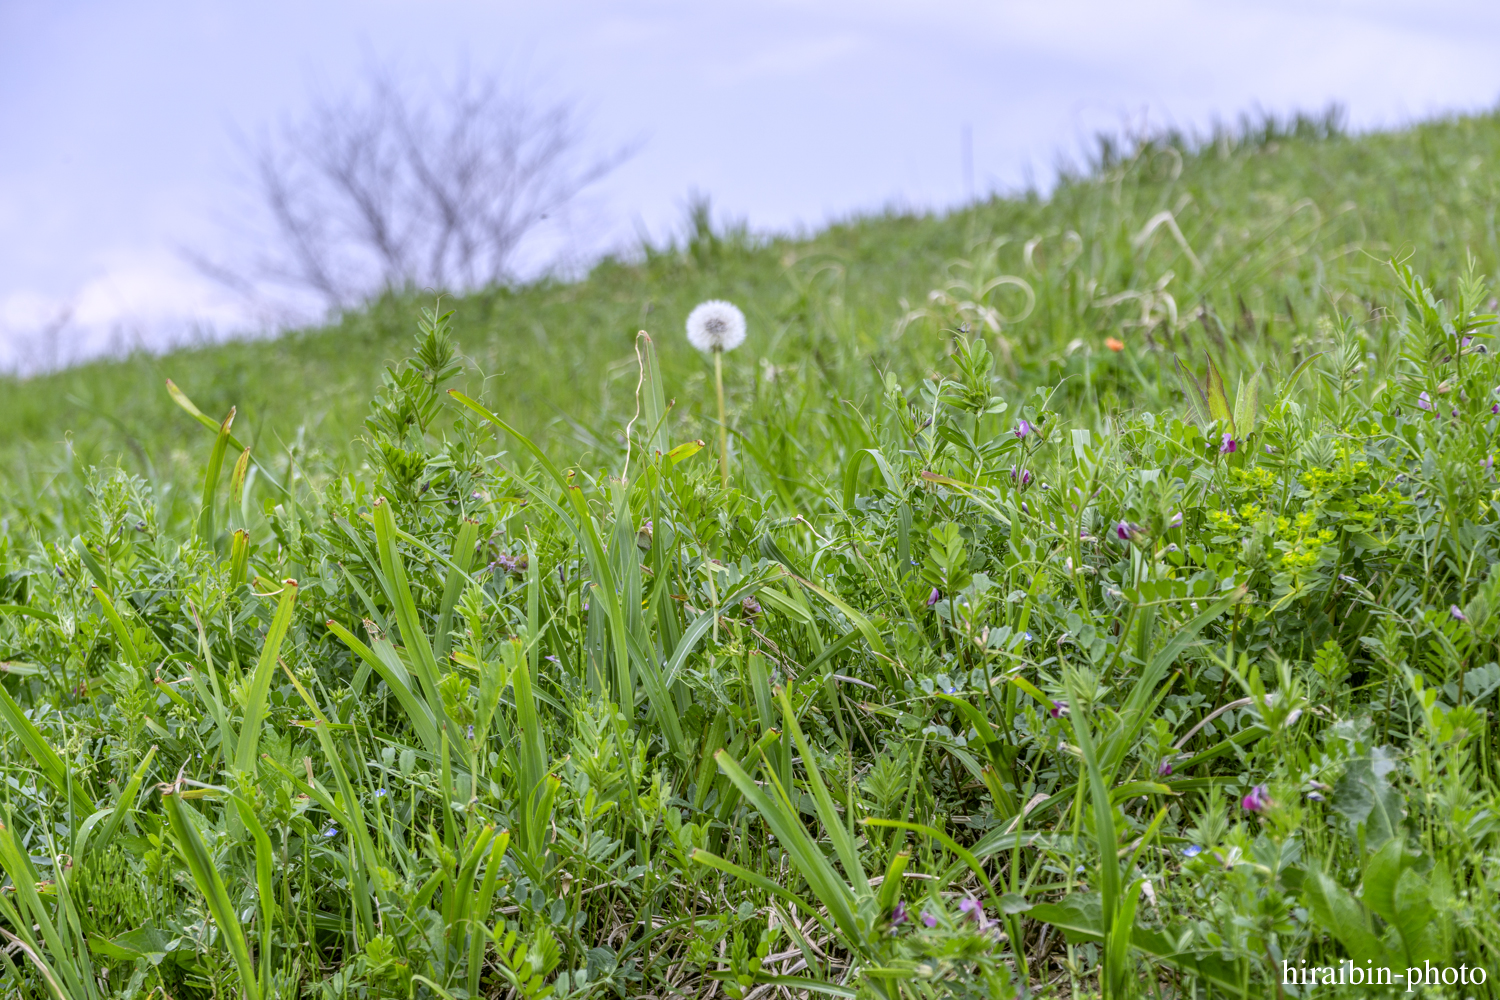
[{"left": 4, "top": 112, "right": 1500, "bottom": 998}]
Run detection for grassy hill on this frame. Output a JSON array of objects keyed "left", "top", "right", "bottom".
[
  {"left": 4, "top": 109, "right": 1500, "bottom": 999},
  {"left": 5, "top": 108, "right": 1499, "bottom": 499}
]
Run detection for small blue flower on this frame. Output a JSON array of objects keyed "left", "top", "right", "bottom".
[
  {"left": 1182, "top": 844, "right": 1203, "bottom": 857},
  {"left": 375, "top": 788, "right": 387, "bottom": 797},
  {"left": 323, "top": 825, "right": 339, "bottom": 838}
]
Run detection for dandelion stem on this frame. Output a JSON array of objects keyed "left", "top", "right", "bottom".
[{"left": 714, "top": 348, "right": 729, "bottom": 488}]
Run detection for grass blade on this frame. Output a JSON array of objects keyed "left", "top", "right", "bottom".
[{"left": 232, "top": 579, "right": 298, "bottom": 774}]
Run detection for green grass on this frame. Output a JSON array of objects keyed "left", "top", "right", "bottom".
[
  {"left": 5, "top": 108, "right": 1500, "bottom": 494},
  {"left": 3, "top": 109, "right": 1500, "bottom": 999}
]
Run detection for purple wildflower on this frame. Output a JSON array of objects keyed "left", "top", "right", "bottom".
[
  {"left": 1049, "top": 700, "right": 1068, "bottom": 719},
  {"left": 1241, "top": 784, "right": 1272, "bottom": 813},
  {"left": 1014, "top": 419, "right": 1032, "bottom": 439},
  {"left": 466, "top": 724, "right": 475, "bottom": 740},
  {"left": 1011, "top": 466, "right": 1032, "bottom": 486},
  {"left": 1157, "top": 761, "right": 1173, "bottom": 777},
  {"left": 492, "top": 552, "right": 528, "bottom": 576},
  {"left": 1169, "top": 511, "right": 1183, "bottom": 528},
  {"left": 957, "top": 898, "right": 993, "bottom": 930},
  {"left": 921, "top": 911, "right": 938, "bottom": 928},
  {"left": 1219, "top": 433, "right": 1237, "bottom": 454},
  {"left": 889, "top": 900, "right": 909, "bottom": 927},
  {"left": 1451, "top": 605, "right": 1468, "bottom": 622},
  {"left": 1115, "top": 521, "right": 1142, "bottom": 542},
  {"left": 927, "top": 588, "right": 941, "bottom": 607},
  {"left": 1418, "top": 391, "right": 1434, "bottom": 411}
]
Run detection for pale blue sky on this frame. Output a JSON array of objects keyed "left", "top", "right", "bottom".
[{"left": 3, "top": 0, "right": 1498, "bottom": 368}]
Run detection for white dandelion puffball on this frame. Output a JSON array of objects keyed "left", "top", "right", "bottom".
[{"left": 685, "top": 300, "right": 747, "bottom": 353}]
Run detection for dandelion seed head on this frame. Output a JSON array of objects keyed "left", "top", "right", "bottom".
[{"left": 686, "top": 300, "right": 747, "bottom": 353}]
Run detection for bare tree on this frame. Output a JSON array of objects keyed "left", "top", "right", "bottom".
[{"left": 199, "top": 67, "right": 631, "bottom": 314}]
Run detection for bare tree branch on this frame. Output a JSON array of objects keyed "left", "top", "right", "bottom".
[{"left": 195, "top": 66, "right": 633, "bottom": 315}]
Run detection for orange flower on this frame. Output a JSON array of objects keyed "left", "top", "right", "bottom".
[{"left": 1105, "top": 337, "right": 1125, "bottom": 352}]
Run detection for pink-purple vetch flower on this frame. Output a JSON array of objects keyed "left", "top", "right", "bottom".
[
  {"left": 1418, "top": 391, "right": 1434, "bottom": 411},
  {"left": 927, "top": 588, "right": 941, "bottom": 607},
  {"left": 1168, "top": 511, "right": 1183, "bottom": 529},
  {"left": 1014, "top": 419, "right": 1032, "bottom": 439},
  {"left": 1049, "top": 700, "right": 1069, "bottom": 719},
  {"left": 1011, "top": 465, "right": 1032, "bottom": 486},
  {"left": 921, "top": 911, "right": 938, "bottom": 928},
  {"left": 957, "top": 897, "right": 994, "bottom": 931},
  {"left": 889, "top": 899, "right": 909, "bottom": 928},
  {"left": 1451, "top": 605, "right": 1468, "bottom": 622},
  {"left": 1157, "top": 761, "right": 1174, "bottom": 777},
  {"left": 1241, "top": 784, "right": 1272, "bottom": 813},
  {"left": 1115, "top": 521, "right": 1143, "bottom": 542},
  {"left": 1219, "top": 433, "right": 1237, "bottom": 454}
]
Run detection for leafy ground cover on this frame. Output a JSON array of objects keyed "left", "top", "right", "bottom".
[{"left": 4, "top": 111, "right": 1500, "bottom": 998}]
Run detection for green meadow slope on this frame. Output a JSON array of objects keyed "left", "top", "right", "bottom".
[
  {"left": 4, "top": 110, "right": 1500, "bottom": 998},
  {"left": 4, "top": 109, "right": 1499, "bottom": 499}
]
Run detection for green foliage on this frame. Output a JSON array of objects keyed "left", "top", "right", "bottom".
[{"left": 9, "top": 115, "right": 1500, "bottom": 999}]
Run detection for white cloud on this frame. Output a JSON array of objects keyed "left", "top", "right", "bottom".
[{"left": 0, "top": 250, "right": 253, "bottom": 373}]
